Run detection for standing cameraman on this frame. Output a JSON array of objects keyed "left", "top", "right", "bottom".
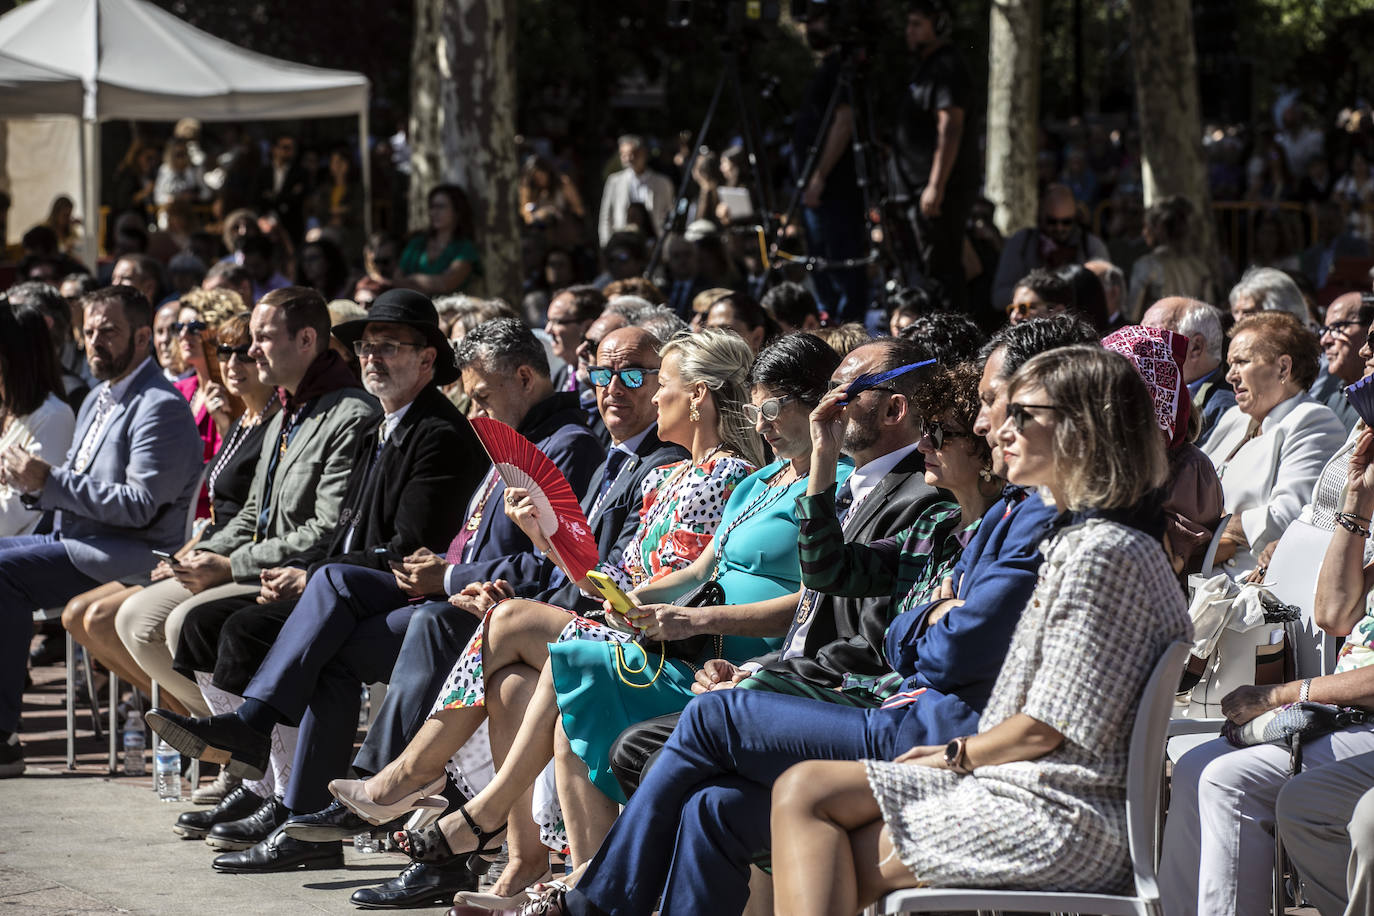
[
  {"left": 893, "top": 0, "right": 978, "bottom": 313},
  {"left": 795, "top": 13, "right": 869, "bottom": 325}
]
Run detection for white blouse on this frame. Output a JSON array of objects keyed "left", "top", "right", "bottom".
[
  {"left": 1202, "top": 391, "right": 1346, "bottom": 567},
  {"left": 0, "top": 393, "right": 77, "bottom": 537}
]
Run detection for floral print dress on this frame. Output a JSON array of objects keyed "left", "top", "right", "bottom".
[{"left": 429, "top": 452, "right": 755, "bottom": 715}]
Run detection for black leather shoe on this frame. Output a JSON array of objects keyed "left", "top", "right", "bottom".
[
  {"left": 173, "top": 785, "right": 262, "bottom": 839},
  {"left": 281, "top": 800, "right": 408, "bottom": 844},
  {"left": 145, "top": 708, "right": 270, "bottom": 781},
  {"left": 350, "top": 859, "right": 481, "bottom": 909},
  {"left": 205, "top": 795, "right": 288, "bottom": 851},
  {"left": 211, "top": 824, "right": 344, "bottom": 873}
]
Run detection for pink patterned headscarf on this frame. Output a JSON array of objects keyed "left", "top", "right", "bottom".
[{"left": 1102, "top": 325, "right": 1191, "bottom": 449}]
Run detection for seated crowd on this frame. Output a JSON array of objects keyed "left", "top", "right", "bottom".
[{"left": 5, "top": 238, "right": 1374, "bottom": 916}]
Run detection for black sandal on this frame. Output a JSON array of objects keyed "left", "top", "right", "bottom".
[{"left": 395, "top": 804, "right": 506, "bottom": 866}]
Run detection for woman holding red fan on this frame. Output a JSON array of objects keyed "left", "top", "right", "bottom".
[{"left": 325, "top": 330, "right": 812, "bottom": 899}]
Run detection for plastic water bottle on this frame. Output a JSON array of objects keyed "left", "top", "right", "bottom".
[
  {"left": 353, "top": 831, "right": 381, "bottom": 854},
  {"left": 121, "top": 715, "right": 146, "bottom": 776},
  {"left": 154, "top": 739, "right": 181, "bottom": 801}
]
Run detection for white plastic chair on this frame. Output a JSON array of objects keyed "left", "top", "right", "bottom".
[{"left": 867, "top": 641, "right": 1190, "bottom": 916}]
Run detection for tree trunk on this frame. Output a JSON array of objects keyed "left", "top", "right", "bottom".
[
  {"left": 985, "top": 0, "right": 1041, "bottom": 237},
  {"left": 1129, "top": 0, "right": 1222, "bottom": 280},
  {"left": 408, "top": 0, "right": 521, "bottom": 303}
]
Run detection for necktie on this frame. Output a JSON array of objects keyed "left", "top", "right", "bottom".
[
  {"left": 781, "top": 481, "right": 858, "bottom": 659},
  {"left": 588, "top": 449, "right": 631, "bottom": 521},
  {"left": 446, "top": 470, "right": 500, "bottom": 565},
  {"left": 73, "top": 388, "right": 116, "bottom": 474}
]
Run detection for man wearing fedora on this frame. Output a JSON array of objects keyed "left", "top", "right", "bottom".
[{"left": 144, "top": 288, "right": 487, "bottom": 873}]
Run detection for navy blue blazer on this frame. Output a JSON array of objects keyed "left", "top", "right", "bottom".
[
  {"left": 883, "top": 489, "right": 1058, "bottom": 747},
  {"left": 442, "top": 391, "right": 605, "bottom": 596}
]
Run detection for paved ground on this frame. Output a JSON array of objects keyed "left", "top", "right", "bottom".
[{"left": 0, "top": 659, "right": 448, "bottom": 915}]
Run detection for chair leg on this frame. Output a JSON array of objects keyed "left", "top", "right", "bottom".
[
  {"left": 1274, "top": 831, "right": 1287, "bottom": 916},
  {"left": 65, "top": 631, "right": 75, "bottom": 770},
  {"left": 81, "top": 646, "right": 102, "bottom": 740},
  {"left": 107, "top": 672, "right": 119, "bottom": 773}
]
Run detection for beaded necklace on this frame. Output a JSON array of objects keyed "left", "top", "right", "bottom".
[{"left": 206, "top": 412, "right": 260, "bottom": 525}]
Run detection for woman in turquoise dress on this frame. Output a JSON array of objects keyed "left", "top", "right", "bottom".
[
  {"left": 337, "top": 333, "right": 845, "bottom": 894},
  {"left": 395, "top": 183, "right": 483, "bottom": 295}
]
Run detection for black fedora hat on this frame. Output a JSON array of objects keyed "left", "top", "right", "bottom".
[{"left": 332, "top": 289, "right": 458, "bottom": 385}]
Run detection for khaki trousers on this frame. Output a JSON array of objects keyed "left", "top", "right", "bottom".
[{"left": 1277, "top": 750, "right": 1374, "bottom": 916}]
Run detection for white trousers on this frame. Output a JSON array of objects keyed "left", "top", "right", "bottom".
[
  {"left": 1160, "top": 727, "right": 1374, "bottom": 916},
  {"left": 1276, "top": 750, "right": 1374, "bottom": 916}
]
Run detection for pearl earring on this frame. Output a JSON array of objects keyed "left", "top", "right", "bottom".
[
  {"left": 689, "top": 404, "right": 701, "bottom": 422},
  {"left": 978, "top": 466, "right": 994, "bottom": 482}
]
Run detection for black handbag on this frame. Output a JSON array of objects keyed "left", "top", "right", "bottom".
[
  {"left": 640, "top": 578, "right": 726, "bottom": 663},
  {"left": 1223, "top": 702, "right": 1370, "bottom": 773}
]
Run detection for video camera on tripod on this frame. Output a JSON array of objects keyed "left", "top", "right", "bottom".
[
  {"left": 788, "top": 0, "right": 884, "bottom": 47},
  {"left": 665, "top": 0, "right": 782, "bottom": 31}
]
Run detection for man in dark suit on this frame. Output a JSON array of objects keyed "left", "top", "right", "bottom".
[
  {"left": 289, "top": 326, "right": 687, "bottom": 909},
  {"left": 0, "top": 285, "right": 203, "bottom": 778},
  {"left": 147, "top": 316, "right": 598, "bottom": 874},
  {"left": 604, "top": 338, "right": 946, "bottom": 796},
  {"left": 257, "top": 134, "right": 309, "bottom": 243},
  {"left": 149, "top": 289, "right": 485, "bottom": 866}
]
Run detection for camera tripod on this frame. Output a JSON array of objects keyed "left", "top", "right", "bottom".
[
  {"left": 645, "top": 34, "right": 777, "bottom": 277},
  {"left": 769, "top": 41, "right": 903, "bottom": 297}
]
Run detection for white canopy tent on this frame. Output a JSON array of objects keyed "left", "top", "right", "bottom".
[{"left": 0, "top": 0, "right": 370, "bottom": 266}]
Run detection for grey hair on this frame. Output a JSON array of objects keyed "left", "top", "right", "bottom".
[
  {"left": 1095, "top": 261, "right": 1126, "bottom": 295},
  {"left": 1173, "top": 299, "right": 1226, "bottom": 362},
  {"left": 606, "top": 295, "right": 653, "bottom": 320},
  {"left": 454, "top": 317, "right": 550, "bottom": 378},
  {"left": 634, "top": 305, "right": 689, "bottom": 346},
  {"left": 1228, "top": 267, "right": 1308, "bottom": 324}
]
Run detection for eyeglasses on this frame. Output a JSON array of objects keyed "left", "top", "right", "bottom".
[
  {"left": 1320, "top": 320, "right": 1367, "bottom": 338},
  {"left": 920, "top": 418, "right": 971, "bottom": 449},
  {"left": 1006, "top": 300, "right": 1041, "bottom": 318},
  {"left": 173, "top": 320, "right": 208, "bottom": 335},
  {"left": 1043, "top": 217, "right": 1075, "bottom": 228},
  {"left": 216, "top": 344, "right": 252, "bottom": 362},
  {"left": 1006, "top": 402, "right": 1061, "bottom": 433},
  {"left": 353, "top": 339, "right": 424, "bottom": 360},
  {"left": 587, "top": 366, "right": 659, "bottom": 389},
  {"left": 742, "top": 395, "right": 796, "bottom": 424}
]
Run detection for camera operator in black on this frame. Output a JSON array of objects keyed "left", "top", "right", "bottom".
[
  {"left": 893, "top": 0, "right": 979, "bottom": 314},
  {"left": 795, "top": 14, "right": 869, "bottom": 325}
]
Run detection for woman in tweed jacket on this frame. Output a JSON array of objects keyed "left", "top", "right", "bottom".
[{"left": 770, "top": 345, "right": 1193, "bottom": 914}]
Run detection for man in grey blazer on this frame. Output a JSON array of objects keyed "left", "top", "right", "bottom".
[
  {"left": 0, "top": 284, "right": 203, "bottom": 777},
  {"left": 114, "top": 287, "right": 378, "bottom": 720},
  {"left": 598, "top": 134, "right": 674, "bottom": 247}
]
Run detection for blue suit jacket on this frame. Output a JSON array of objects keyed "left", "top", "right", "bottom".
[
  {"left": 442, "top": 392, "right": 605, "bottom": 596},
  {"left": 884, "top": 489, "right": 1058, "bottom": 746},
  {"left": 36, "top": 358, "right": 204, "bottom": 581}
]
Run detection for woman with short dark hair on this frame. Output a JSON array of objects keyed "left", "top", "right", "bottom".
[{"left": 0, "top": 304, "right": 75, "bottom": 536}]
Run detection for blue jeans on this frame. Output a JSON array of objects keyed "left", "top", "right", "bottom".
[
  {"left": 565, "top": 688, "right": 911, "bottom": 916},
  {"left": 0, "top": 535, "right": 101, "bottom": 733}
]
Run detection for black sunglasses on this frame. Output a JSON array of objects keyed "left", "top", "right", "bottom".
[
  {"left": 1043, "top": 217, "right": 1075, "bottom": 228},
  {"left": 920, "top": 419, "right": 971, "bottom": 450},
  {"left": 1006, "top": 402, "right": 1061, "bottom": 433},
  {"left": 588, "top": 366, "right": 659, "bottom": 389},
  {"left": 173, "top": 320, "right": 209, "bottom": 335},
  {"left": 216, "top": 344, "right": 252, "bottom": 361}
]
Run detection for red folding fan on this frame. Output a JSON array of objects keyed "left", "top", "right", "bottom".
[{"left": 469, "top": 417, "right": 600, "bottom": 581}]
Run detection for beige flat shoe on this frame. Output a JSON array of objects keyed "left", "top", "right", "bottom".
[{"left": 327, "top": 774, "right": 447, "bottom": 826}]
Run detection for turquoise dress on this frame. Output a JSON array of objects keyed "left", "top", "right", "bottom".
[{"left": 549, "top": 458, "right": 853, "bottom": 803}]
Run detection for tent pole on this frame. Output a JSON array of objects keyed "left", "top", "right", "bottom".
[
  {"left": 359, "top": 104, "right": 372, "bottom": 242},
  {"left": 80, "top": 117, "right": 99, "bottom": 269}
]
